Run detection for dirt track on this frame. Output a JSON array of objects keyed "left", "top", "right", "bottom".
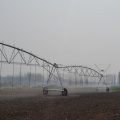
[{"left": 0, "top": 88, "right": 120, "bottom": 120}]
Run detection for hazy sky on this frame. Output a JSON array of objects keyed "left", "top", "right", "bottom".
[{"left": 0, "top": 0, "right": 120, "bottom": 70}]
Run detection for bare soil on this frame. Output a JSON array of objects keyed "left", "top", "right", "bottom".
[{"left": 0, "top": 88, "right": 120, "bottom": 120}]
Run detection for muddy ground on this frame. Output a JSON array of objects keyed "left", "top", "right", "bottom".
[{"left": 0, "top": 88, "right": 120, "bottom": 120}]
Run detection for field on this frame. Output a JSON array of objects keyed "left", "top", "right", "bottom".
[{"left": 0, "top": 87, "right": 120, "bottom": 120}]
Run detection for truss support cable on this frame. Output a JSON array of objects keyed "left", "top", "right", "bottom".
[
  {"left": 19, "top": 54, "right": 22, "bottom": 88},
  {"left": 56, "top": 68, "right": 63, "bottom": 88},
  {"left": 46, "top": 66, "right": 55, "bottom": 87},
  {"left": 29, "top": 64, "right": 31, "bottom": 88},
  {"left": 46, "top": 65, "right": 49, "bottom": 84},
  {"left": 74, "top": 74, "right": 76, "bottom": 86},
  {"left": 43, "top": 62, "right": 44, "bottom": 85},
  {"left": 2, "top": 45, "right": 8, "bottom": 62},
  {"left": 12, "top": 50, "right": 15, "bottom": 90},
  {"left": 34, "top": 64, "right": 36, "bottom": 88},
  {"left": 98, "top": 76, "right": 103, "bottom": 85}
]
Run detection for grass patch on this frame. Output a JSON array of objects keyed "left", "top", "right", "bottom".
[{"left": 111, "top": 86, "right": 120, "bottom": 91}]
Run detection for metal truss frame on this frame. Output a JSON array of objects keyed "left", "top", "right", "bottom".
[
  {"left": 59, "top": 65, "right": 102, "bottom": 77},
  {"left": 0, "top": 42, "right": 107, "bottom": 94}
]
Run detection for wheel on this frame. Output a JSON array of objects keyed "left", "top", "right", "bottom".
[
  {"left": 62, "top": 88, "right": 68, "bottom": 96},
  {"left": 106, "top": 87, "right": 109, "bottom": 92},
  {"left": 43, "top": 87, "right": 48, "bottom": 95}
]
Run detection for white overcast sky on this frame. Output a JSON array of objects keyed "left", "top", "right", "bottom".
[{"left": 0, "top": 0, "right": 120, "bottom": 72}]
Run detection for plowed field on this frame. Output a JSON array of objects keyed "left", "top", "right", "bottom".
[{"left": 0, "top": 88, "right": 120, "bottom": 120}]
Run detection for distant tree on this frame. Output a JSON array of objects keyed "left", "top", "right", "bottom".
[
  {"left": 85, "top": 77, "right": 88, "bottom": 85},
  {"left": 80, "top": 77, "right": 83, "bottom": 85},
  {"left": 118, "top": 72, "right": 120, "bottom": 85}
]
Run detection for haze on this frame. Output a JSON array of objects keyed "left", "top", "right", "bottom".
[{"left": 0, "top": 0, "right": 120, "bottom": 70}]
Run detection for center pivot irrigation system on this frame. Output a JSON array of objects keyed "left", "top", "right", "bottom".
[{"left": 0, "top": 42, "right": 109, "bottom": 96}]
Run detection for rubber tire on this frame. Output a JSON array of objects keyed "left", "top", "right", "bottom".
[
  {"left": 62, "top": 88, "right": 68, "bottom": 96},
  {"left": 43, "top": 87, "right": 48, "bottom": 95},
  {"left": 106, "top": 87, "right": 109, "bottom": 92}
]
